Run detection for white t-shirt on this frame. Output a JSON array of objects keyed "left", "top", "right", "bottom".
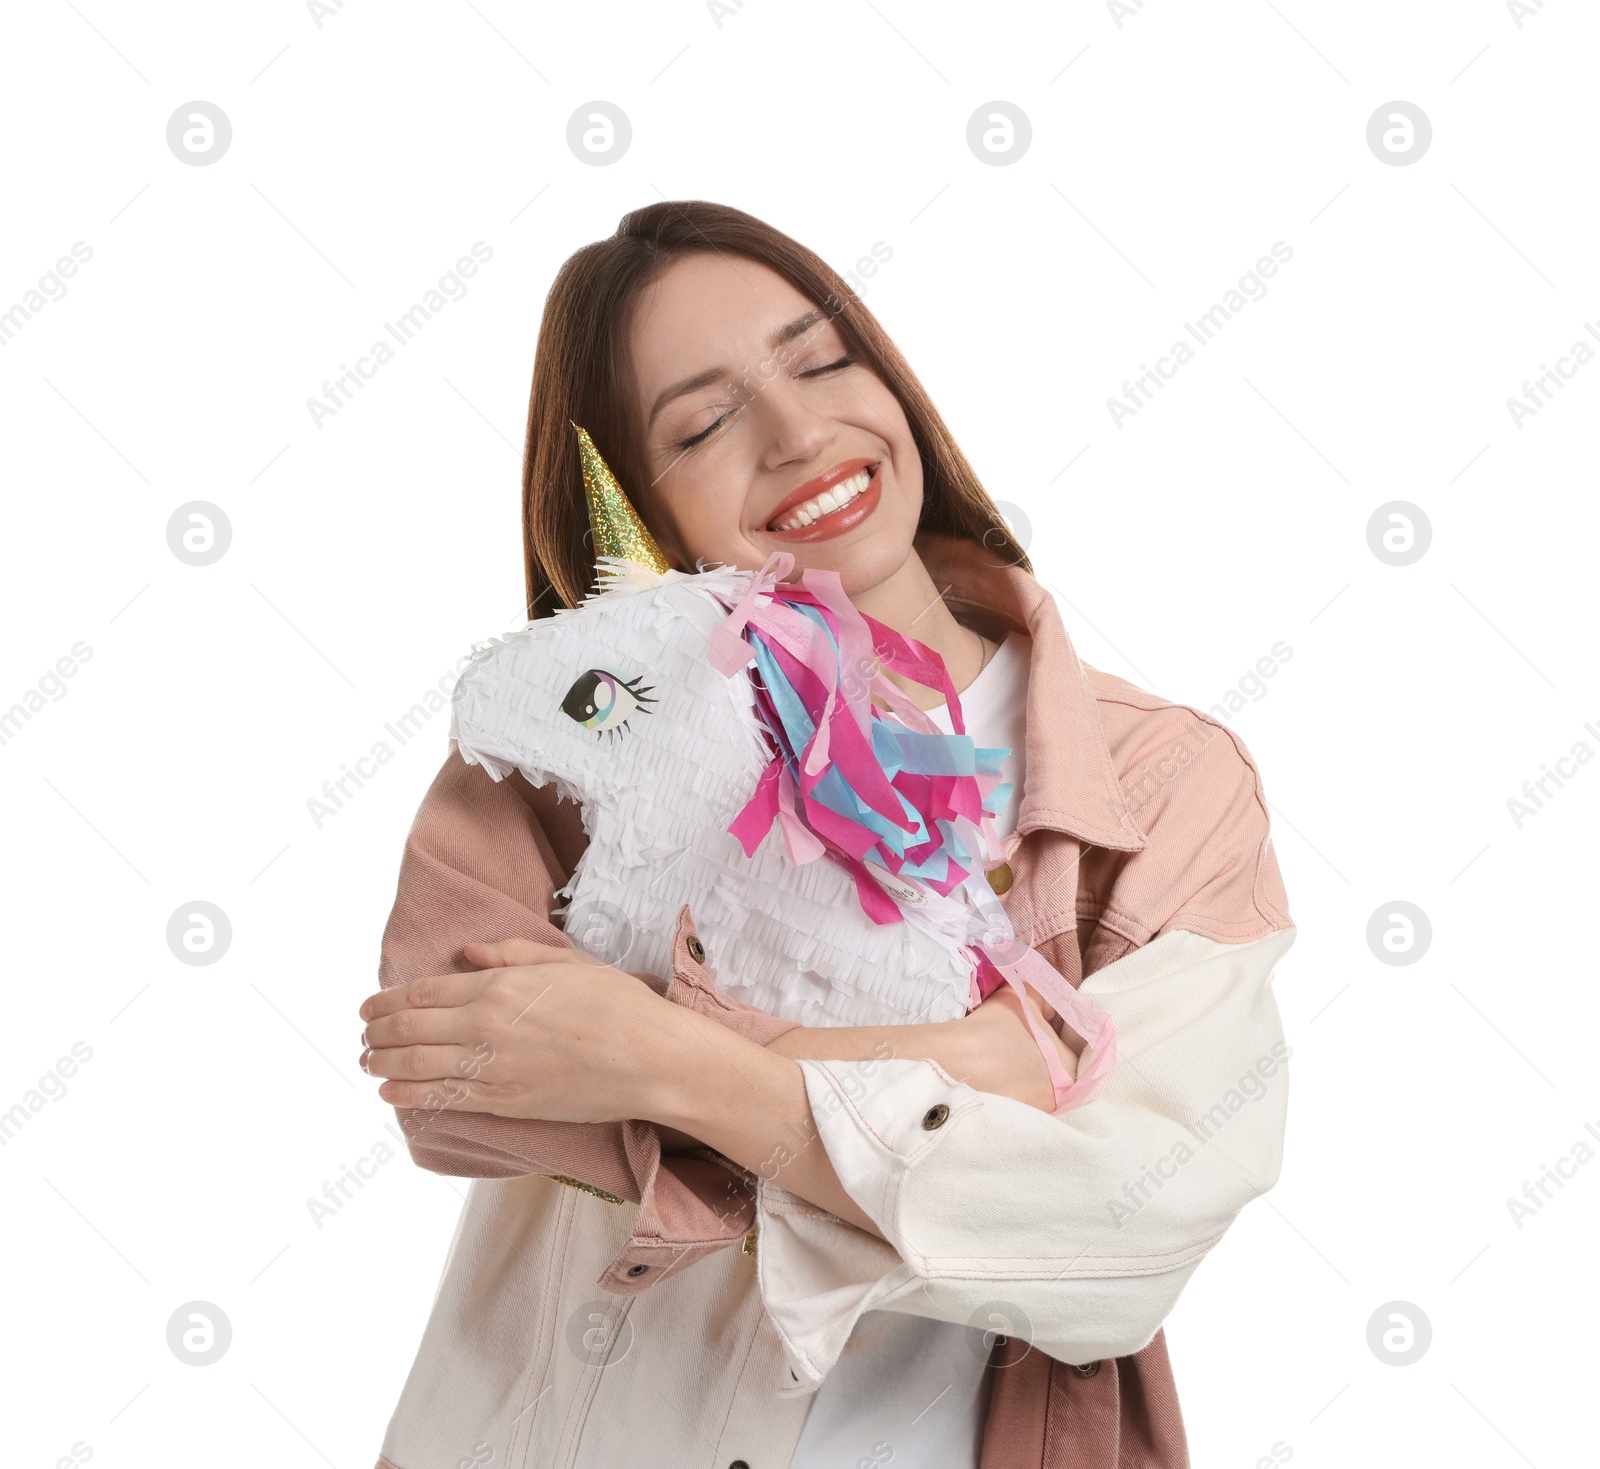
[
  {"left": 925, "top": 629, "right": 1030, "bottom": 842},
  {"left": 787, "top": 630, "right": 1031, "bottom": 1469}
]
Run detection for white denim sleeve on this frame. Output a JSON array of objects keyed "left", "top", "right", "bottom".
[{"left": 755, "top": 924, "right": 1297, "bottom": 1395}]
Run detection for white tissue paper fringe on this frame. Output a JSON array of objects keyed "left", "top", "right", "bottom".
[{"left": 448, "top": 561, "right": 976, "bottom": 1029}]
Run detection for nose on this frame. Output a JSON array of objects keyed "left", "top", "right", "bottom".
[{"left": 751, "top": 372, "right": 836, "bottom": 472}]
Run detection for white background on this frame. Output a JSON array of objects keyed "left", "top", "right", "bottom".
[{"left": 2, "top": 1, "right": 1596, "bottom": 1465}]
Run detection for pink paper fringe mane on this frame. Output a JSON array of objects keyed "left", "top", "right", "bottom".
[{"left": 705, "top": 552, "right": 1118, "bottom": 1116}]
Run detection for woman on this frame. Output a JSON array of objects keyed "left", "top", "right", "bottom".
[{"left": 359, "top": 200, "right": 1296, "bottom": 1469}]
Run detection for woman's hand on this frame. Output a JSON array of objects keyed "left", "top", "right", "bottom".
[
  {"left": 766, "top": 980, "right": 1082, "bottom": 1115},
  {"left": 959, "top": 981, "right": 1081, "bottom": 1112},
  {"left": 357, "top": 938, "right": 669, "bottom": 1125}
]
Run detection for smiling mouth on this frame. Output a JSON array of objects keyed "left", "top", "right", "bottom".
[{"left": 766, "top": 465, "right": 877, "bottom": 532}]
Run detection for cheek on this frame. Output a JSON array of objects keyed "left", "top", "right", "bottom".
[
  {"left": 881, "top": 428, "right": 923, "bottom": 514},
  {"left": 851, "top": 383, "right": 919, "bottom": 479},
  {"left": 657, "top": 467, "right": 754, "bottom": 560}
]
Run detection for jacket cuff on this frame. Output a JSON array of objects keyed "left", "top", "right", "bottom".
[{"left": 593, "top": 1124, "right": 761, "bottom": 1294}]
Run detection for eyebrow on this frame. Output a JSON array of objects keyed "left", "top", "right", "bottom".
[{"left": 645, "top": 308, "right": 827, "bottom": 428}]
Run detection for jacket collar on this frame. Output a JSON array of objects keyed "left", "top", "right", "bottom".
[{"left": 914, "top": 531, "right": 1147, "bottom": 853}]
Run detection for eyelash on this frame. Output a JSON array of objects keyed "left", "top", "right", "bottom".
[{"left": 677, "top": 355, "right": 856, "bottom": 450}]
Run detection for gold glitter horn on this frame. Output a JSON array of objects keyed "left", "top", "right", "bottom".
[{"left": 572, "top": 421, "right": 671, "bottom": 575}]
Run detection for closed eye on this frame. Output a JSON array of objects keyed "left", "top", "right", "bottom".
[{"left": 676, "top": 355, "right": 857, "bottom": 450}]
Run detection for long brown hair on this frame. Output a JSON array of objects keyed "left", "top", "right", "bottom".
[{"left": 520, "top": 199, "right": 1032, "bottom": 619}]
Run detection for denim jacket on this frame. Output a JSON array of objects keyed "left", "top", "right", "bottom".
[{"left": 371, "top": 531, "right": 1295, "bottom": 1469}]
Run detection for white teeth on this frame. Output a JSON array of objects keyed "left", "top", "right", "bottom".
[{"left": 773, "top": 467, "right": 873, "bottom": 531}]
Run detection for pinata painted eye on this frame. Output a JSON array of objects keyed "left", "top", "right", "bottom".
[{"left": 561, "top": 668, "right": 657, "bottom": 735}]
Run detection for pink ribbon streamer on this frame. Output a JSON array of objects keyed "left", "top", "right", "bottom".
[{"left": 708, "top": 550, "right": 794, "bottom": 677}]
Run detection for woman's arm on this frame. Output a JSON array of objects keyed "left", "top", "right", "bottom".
[
  {"left": 741, "top": 720, "right": 1298, "bottom": 1391},
  {"left": 755, "top": 923, "right": 1296, "bottom": 1390},
  {"left": 653, "top": 981, "right": 1077, "bottom": 1154},
  {"left": 768, "top": 983, "right": 1079, "bottom": 1094},
  {"left": 637, "top": 989, "right": 1073, "bottom": 1235},
  {"left": 370, "top": 925, "right": 1081, "bottom": 1239},
  {"left": 374, "top": 751, "right": 1069, "bottom": 1242},
  {"left": 373, "top": 753, "right": 800, "bottom": 1193}
]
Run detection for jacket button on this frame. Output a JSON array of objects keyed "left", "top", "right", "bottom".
[
  {"left": 921, "top": 1104, "right": 949, "bottom": 1130},
  {"left": 626, "top": 1263, "right": 649, "bottom": 1277},
  {"left": 1072, "top": 1360, "right": 1101, "bottom": 1378},
  {"left": 986, "top": 861, "right": 1014, "bottom": 895},
  {"left": 686, "top": 935, "right": 706, "bottom": 964}
]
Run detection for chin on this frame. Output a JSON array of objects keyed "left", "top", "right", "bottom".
[{"left": 790, "top": 532, "right": 914, "bottom": 600}]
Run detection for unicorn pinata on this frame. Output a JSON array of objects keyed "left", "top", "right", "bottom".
[{"left": 446, "top": 423, "right": 1114, "bottom": 1113}]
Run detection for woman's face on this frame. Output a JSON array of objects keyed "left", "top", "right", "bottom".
[{"left": 624, "top": 252, "right": 923, "bottom": 597}]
